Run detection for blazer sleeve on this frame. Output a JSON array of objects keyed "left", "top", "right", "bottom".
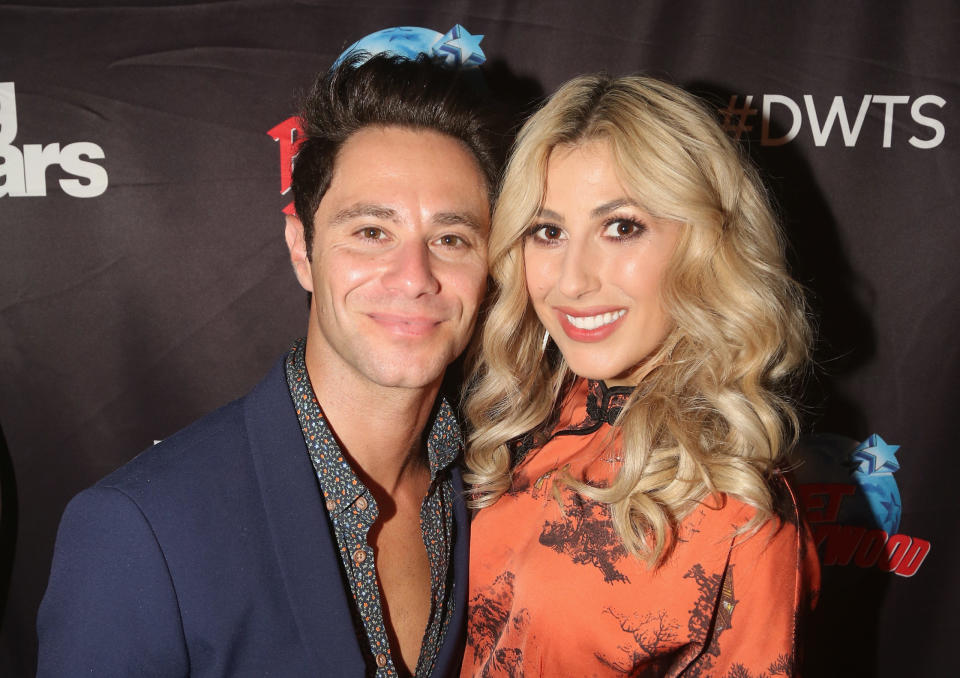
[{"left": 37, "top": 485, "right": 190, "bottom": 677}]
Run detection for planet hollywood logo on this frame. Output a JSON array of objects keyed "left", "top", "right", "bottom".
[
  {"left": 796, "top": 433, "right": 930, "bottom": 577},
  {"left": 0, "top": 82, "right": 108, "bottom": 198},
  {"left": 268, "top": 24, "right": 485, "bottom": 215},
  {"left": 718, "top": 94, "right": 946, "bottom": 148},
  {"left": 267, "top": 115, "right": 301, "bottom": 216}
]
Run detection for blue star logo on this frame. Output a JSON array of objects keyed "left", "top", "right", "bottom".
[
  {"left": 432, "top": 24, "right": 485, "bottom": 67},
  {"left": 850, "top": 433, "right": 900, "bottom": 476}
]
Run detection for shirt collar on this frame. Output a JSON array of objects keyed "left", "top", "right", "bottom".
[
  {"left": 585, "top": 379, "right": 635, "bottom": 426},
  {"left": 424, "top": 397, "right": 463, "bottom": 480},
  {"left": 285, "top": 338, "right": 462, "bottom": 510}
]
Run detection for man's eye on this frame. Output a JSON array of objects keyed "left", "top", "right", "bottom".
[
  {"left": 436, "top": 234, "right": 467, "bottom": 248},
  {"left": 360, "top": 227, "right": 385, "bottom": 240}
]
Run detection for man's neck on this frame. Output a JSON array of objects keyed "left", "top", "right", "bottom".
[
  {"left": 303, "top": 337, "right": 442, "bottom": 495},
  {"left": 296, "top": 334, "right": 447, "bottom": 676}
]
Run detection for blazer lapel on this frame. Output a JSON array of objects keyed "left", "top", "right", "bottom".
[
  {"left": 432, "top": 465, "right": 471, "bottom": 676},
  {"left": 243, "top": 361, "right": 365, "bottom": 675}
]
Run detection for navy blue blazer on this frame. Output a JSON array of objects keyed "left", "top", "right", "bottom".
[{"left": 37, "top": 360, "right": 470, "bottom": 677}]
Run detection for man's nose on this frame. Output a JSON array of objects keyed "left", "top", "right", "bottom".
[
  {"left": 557, "top": 238, "right": 600, "bottom": 299},
  {"left": 381, "top": 241, "right": 441, "bottom": 296}
]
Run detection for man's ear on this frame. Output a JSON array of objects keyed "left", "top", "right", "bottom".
[{"left": 285, "top": 214, "right": 314, "bottom": 293}]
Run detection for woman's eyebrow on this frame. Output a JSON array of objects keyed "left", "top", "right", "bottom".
[
  {"left": 591, "top": 198, "right": 638, "bottom": 218},
  {"left": 535, "top": 199, "right": 639, "bottom": 223},
  {"left": 534, "top": 207, "right": 563, "bottom": 222}
]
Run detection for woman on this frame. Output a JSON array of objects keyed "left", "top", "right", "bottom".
[{"left": 462, "top": 74, "right": 819, "bottom": 677}]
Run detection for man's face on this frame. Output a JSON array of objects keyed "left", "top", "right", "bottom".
[{"left": 289, "top": 125, "right": 490, "bottom": 392}]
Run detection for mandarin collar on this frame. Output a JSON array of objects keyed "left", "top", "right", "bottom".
[{"left": 584, "top": 379, "right": 635, "bottom": 426}]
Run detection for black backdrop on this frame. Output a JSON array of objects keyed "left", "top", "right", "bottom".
[{"left": 2, "top": 1, "right": 958, "bottom": 675}]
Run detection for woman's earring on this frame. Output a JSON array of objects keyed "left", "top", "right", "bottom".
[{"left": 541, "top": 329, "right": 550, "bottom": 352}]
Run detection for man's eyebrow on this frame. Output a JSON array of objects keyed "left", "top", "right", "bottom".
[
  {"left": 432, "top": 211, "right": 487, "bottom": 233},
  {"left": 331, "top": 203, "right": 399, "bottom": 225}
]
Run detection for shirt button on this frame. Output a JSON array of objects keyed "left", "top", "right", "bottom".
[
  {"left": 376, "top": 653, "right": 387, "bottom": 668},
  {"left": 353, "top": 549, "right": 366, "bottom": 565},
  {"left": 356, "top": 496, "right": 368, "bottom": 511},
  {"left": 325, "top": 500, "right": 336, "bottom": 512}
]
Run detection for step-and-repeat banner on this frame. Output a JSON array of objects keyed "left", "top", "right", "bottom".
[{"left": 1, "top": 1, "right": 957, "bottom": 675}]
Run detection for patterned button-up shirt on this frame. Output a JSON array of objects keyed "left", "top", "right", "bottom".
[{"left": 285, "top": 339, "right": 460, "bottom": 677}]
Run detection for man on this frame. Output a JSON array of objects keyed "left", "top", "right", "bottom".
[{"left": 37, "top": 54, "right": 498, "bottom": 677}]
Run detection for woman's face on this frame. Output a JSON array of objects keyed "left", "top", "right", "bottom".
[{"left": 523, "top": 139, "right": 682, "bottom": 386}]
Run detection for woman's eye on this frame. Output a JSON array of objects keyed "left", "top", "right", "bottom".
[
  {"left": 603, "top": 218, "right": 645, "bottom": 239},
  {"left": 529, "top": 224, "right": 564, "bottom": 242}
]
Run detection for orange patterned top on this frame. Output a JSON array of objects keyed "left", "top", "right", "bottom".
[{"left": 463, "top": 378, "right": 819, "bottom": 677}]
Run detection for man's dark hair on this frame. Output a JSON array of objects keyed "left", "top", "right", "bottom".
[{"left": 291, "top": 53, "right": 500, "bottom": 253}]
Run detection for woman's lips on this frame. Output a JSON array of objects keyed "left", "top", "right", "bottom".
[{"left": 555, "top": 308, "right": 626, "bottom": 342}]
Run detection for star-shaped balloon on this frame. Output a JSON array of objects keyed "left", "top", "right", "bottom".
[
  {"left": 850, "top": 433, "right": 900, "bottom": 476},
  {"left": 432, "top": 24, "right": 486, "bottom": 67}
]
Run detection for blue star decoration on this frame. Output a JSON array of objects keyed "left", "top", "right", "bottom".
[
  {"left": 432, "top": 24, "right": 486, "bottom": 67},
  {"left": 850, "top": 433, "right": 900, "bottom": 476}
]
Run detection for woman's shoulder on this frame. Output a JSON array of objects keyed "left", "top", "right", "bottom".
[
  {"left": 681, "top": 473, "right": 807, "bottom": 547},
  {"left": 674, "top": 475, "right": 819, "bottom": 588}
]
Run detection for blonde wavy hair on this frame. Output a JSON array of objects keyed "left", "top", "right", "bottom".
[{"left": 464, "top": 73, "right": 812, "bottom": 565}]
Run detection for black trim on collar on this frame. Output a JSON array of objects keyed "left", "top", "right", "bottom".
[{"left": 509, "top": 379, "right": 635, "bottom": 466}]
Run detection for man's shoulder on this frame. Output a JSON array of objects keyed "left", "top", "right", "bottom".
[{"left": 95, "top": 357, "right": 292, "bottom": 501}]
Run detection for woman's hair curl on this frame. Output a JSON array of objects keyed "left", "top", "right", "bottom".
[{"left": 464, "top": 74, "right": 811, "bottom": 564}]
